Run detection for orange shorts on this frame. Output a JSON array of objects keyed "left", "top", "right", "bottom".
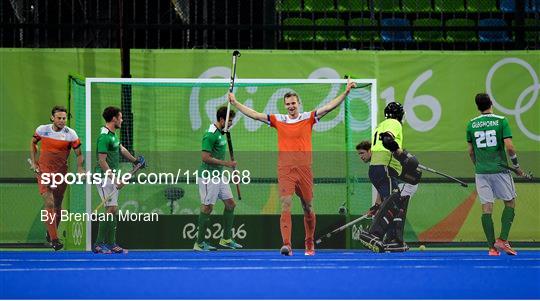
[
  {"left": 277, "top": 165, "right": 313, "bottom": 201},
  {"left": 36, "top": 172, "right": 67, "bottom": 198}
]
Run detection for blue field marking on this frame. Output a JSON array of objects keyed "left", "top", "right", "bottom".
[{"left": 1, "top": 250, "right": 539, "bottom": 299}]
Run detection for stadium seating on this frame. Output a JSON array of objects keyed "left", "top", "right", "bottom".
[
  {"left": 500, "top": 0, "right": 515, "bottom": 12},
  {"left": 373, "top": 0, "right": 401, "bottom": 12},
  {"left": 276, "top": 0, "right": 302, "bottom": 12},
  {"left": 381, "top": 18, "right": 413, "bottom": 42},
  {"left": 402, "top": 0, "right": 433, "bottom": 12},
  {"left": 315, "top": 18, "right": 347, "bottom": 41},
  {"left": 304, "top": 0, "right": 335, "bottom": 12},
  {"left": 435, "top": 0, "right": 466, "bottom": 12},
  {"left": 282, "top": 18, "right": 313, "bottom": 41},
  {"left": 349, "top": 18, "right": 379, "bottom": 41},
  {"left": 446, "top": 18, "right": 477, "bottom": 42},
  {"left": 523, "top": 18, "right": 539, "bottom": 41},
  {"left": 479, "top": 19, "right": 511, "bottom": 42},
  {"left": 467, "top": 0, "right": 498, "bottom": 12},
  {"left": 413, "top": 18, "right": 444, "bottom": 42},
  {"left": 337, "top": 0, "right": 369, "bottom": 12}
]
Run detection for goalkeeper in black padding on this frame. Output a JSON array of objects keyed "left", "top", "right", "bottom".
[{"left": 358, "top": 102, "right": 422, "bottom": 253}]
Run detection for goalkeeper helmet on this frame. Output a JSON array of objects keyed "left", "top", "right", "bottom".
[{"left": 384, "top": 102, "right": 404, "bottom": 122}]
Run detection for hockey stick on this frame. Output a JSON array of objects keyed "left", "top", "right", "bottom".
[
  {"left": 93, "top": 162, "right": 144, "bottom": 213},
  {"left": 224, "top": 50, "right": 242, "bottom": 200},
  {"left": 315, "top": 214, "right": 370, "bottom": 245},
  {"left": 417, "top": 164, "right": 468, "bottom": 187},
  {"left": 498, "top": 163, "right": 533, "bottom": 180}
]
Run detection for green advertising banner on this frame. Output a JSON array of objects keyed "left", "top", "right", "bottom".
[{"left": 1, "top": 49, "right": 538, "bottom": 248}]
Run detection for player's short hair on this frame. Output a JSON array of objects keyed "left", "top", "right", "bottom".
[
  {"left": 51, "top": 105, "right": 67, "bottom": 116},
  {"left": 475, "top": 93, "right": 492, "bottom": 111},
  {"left": 356, "top": 140, "right": 371, "bottom": 151},
  {"left": 216, "top": 106, "right": 235, "bottom": 121},
  {"left": 102, "top": 106, "right": 121, "bottom": 122},
  {"left": 283, "top": 92, "right": 299, "bottom": 102}
]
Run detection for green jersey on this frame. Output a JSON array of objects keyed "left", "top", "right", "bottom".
[
  {"left": 199, "top": 124, "right": 227, "bottom": 173},
  {"left": 466, "top": 113, "right": 512, "bottom": 174},
  {"left": 95, "top": 127, "right": 121, "bottom": 173},
  {"left": 370, "top": 118, "right": 403, "bottom": 175}
]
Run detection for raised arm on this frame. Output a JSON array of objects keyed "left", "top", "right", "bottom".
[
  {"left": 228, "top": 93, "right": 267, "bottom": 122},
  {"left": 316, "top": 78, "right": 357, "bottom": 119}
]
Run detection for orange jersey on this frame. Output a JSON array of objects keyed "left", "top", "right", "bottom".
[
  {"left": 34, "top": 124, "right": 81, "bottom": 173},
  {"left": 269, "top": 111, "right": 318, "bottom": 167}
]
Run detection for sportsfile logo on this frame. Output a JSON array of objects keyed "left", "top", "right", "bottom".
[{"left": 39, "top": 169, "right": 252, "bottom": 187}]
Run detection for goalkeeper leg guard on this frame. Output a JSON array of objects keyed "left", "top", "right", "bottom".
[
  {"left": 391, "top": 195, "right": 410, "bottom": 244},
  {"left": 369, "top": 191, "right": 401, "bottom": 239},
  {"left": 359, "top": 230, "right": 385, "bottom": 253}
]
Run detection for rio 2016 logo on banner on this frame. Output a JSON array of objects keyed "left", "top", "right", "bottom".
[{"left": 487, "top": 58, "right": 539, "bottom": 141}]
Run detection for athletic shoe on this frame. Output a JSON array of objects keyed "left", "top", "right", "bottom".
[
  {"left": 51, "top": 239, "right": 64, "bottom": 251},
  {"left": 488, "top": 247, "right": 500, "bottom": 256},
  {"left": 219, "top": 238, "right": 243, "bottom": 249},
  {"left": 305, "top": 239, "right": 315, "bottom": 256},
  {"left": 92, "top": 243, "right": 112, "bottom": 254},
  {"left": 280, "top": 245, "right": 293, "bottom": 256},
  {"left": 494, "top": 238, "right": 517, "bottom": 255},
  {"left": 109, "top": 244, "right": 128, "bottom": 254},
  {"left": 193, "top": 241, "right": 217, "bottom": 251}
]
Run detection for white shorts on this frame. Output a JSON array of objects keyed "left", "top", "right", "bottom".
[
  {"left": 475, "top": 172, "right": 517, "bottom": 204},
  {"left": 198, "top": 178, "right": 233, "bottom": 205},
  {"left": 96, "top": 178, "right": 119, "bottom": 207}
]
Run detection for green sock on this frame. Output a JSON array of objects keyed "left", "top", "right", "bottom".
[
  {"left": 108, "top": 215, "right": 118, "bottom": 245},
  {"left": 222, "top": 207, "right": 235, "bottom": 240},
  {"left": 196, "top": 212, "right": 211, "bottom": 244},
  {"left": 95, "top": 220, "right": 108, "bottom": 245},
  {"left": 500, "top": 207, "right": 515, "bottom": 241},
  {"left": 481, "top": 213, "right": 495, "bottom": 248}
]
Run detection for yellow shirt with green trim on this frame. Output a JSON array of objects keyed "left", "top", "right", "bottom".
[{"left": 370, "top": 118, "right": 403, "bottom": 175}]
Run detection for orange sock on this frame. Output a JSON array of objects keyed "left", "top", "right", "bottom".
[
  {"left": 55, "top": 208, "right": 62, "bottom": 229},
  {"left": 280, "top": 211, "right": 292, "bottom": 246},
  {"left": 45, "top": 208, "right": 58, "bottom": 240},
  {"left": 304, "top": 211, "right": 316, "bottom": 242}
]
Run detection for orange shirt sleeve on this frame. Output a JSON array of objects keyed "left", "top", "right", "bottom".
[{"left": 269, "top": 114, "right": 277, "bottom": 128}]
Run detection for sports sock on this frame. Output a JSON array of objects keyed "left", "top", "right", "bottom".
[
  {"left": 303, "top": 211, "right": 316, "bottom": 243},
  {"left": 481, "top": 213, "right": 495, "bottom": 248},
  {"left": 222, "top": 207, "right": 235, "bottom": 240},
  {"left": 55, "top": 208, "right": 62, "bottom": 229},
  {"left": 108, "top": 215, "right": 118, "bottom": 245},
  {"left": 280, "top": 211, "right": 292, "bottom": 246},
  {"left": 499, "top": 206, "right": 515, "bottom": 241},
  {"left": 196, "top": 212, "right": 211, "bottom": 244},
  {"left": 44, "top": 208, "right": 58, "bottom": 240},
  {"left": 95, "top": 220, "right": 108, "bottom": 245}
]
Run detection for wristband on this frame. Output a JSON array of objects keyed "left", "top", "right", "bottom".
[{"left": 510, "top": 154, "right": 519, "bottom": 167}]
